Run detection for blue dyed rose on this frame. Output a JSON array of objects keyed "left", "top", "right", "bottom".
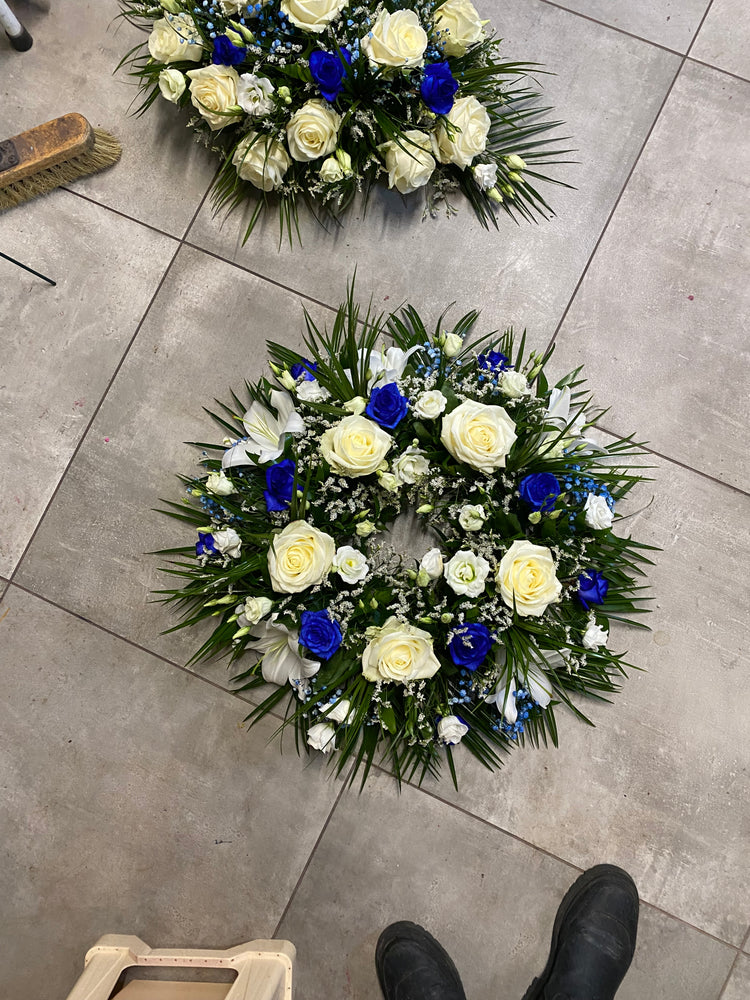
[
  {"left": 212, "top": 35, "right": 246, "bottom": 66},
  {"left": 264, "top": 458, "right": 296, "bottom": 512},
  {"left": 519, "top": 473, "right": 561, "bottom": 512},
  {"left": 420, "top": 62, "right": 459, "bottom": 115},
  {"left": 577, "top": 569, "right": 609, "bottom": 609},
  {"left": 365, "top": 383, "right": 409, "bottom": 429},
  {"left": 448, "top": 623, "right": 494, "bottom": 671},
  {"left": 309, "top": 48, "right": 351, "bottom": 103},
  {"left": 290, "top": 358, "right": 318, "bottom": 381},
  {"left": 300, "top": 610, "right": 343, "bottom": 659},
  {"left": 196, "top": 532, "right": 217, "bottom": 557},
  {"left": 477, "top": 350, "right": 510, "bottom": 371}
]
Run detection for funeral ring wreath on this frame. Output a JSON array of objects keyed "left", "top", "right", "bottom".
[{"left": 159, "top": 288, "right": 653, "bottom": 787}]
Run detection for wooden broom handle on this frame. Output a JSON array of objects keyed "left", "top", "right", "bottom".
[{"left": 0, "top": 113, "right": 94, "bottom": 186}]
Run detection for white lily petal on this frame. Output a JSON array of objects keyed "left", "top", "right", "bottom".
[
  {"left": 526, "top": 661, "right": 553, "bottom": 708},
  {"left": 222, "top": 440, "right": 255, "bottom": 469},
  {"left": 261, "top": 640, "right": 300, "bottom": 686},
  {"left": 503, "top": 684, "right": 518, "bottom": 724},
  {"left": 546, "top": 386, "right": 571, "bottom": 428}
]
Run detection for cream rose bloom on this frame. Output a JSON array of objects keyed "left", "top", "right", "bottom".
[
  {"left": 268, "top": 520, "right": 335, "bottom": 593},
  {"left": 433, "top": 0, "right": 483, "bottom": 57},
  {"left": 286, "top": 100, "right": 341, "bottom": 162},
  {"left": 362, "top": 616, "right": 440, "bottom": 684},
  {"left": 500, "top": 370, "right": 531, "bottom": 399},
  {"left": 148, "top": 14, "right": 203, "bottom": 64},
  {"left": 320, "top": 414, "right": 392, "bottom": 477},
  {"left": 281, "top": 0, "right": 348, "bottom": 32},
  {"left": 496, "top": 540, "right": 562, "bottom": 617},
  {"left": 379, "top": 130, "right": 436, "bottom": 195},
  {"left": 319, "top": 156, "right": 344, "bottom": 183},
  {"left": 362, "top": 9, "right": 428, "bottom": 69},
  {"left": 186, "top": 65, "right": 242, "bottom": 129},
  {"left": 158, "top": 68, "right": 187, "bottom": 103},
  {"left": 414, "top": 389, "right": 447, "bottom": 420},
  {"left": 440, "top": 400, "right": 517, "bottom": 473},
  {"left": 393, "top": 445, "right": 429, "bottom": 484},
  {"left": 232, "top": 133, "right": 291, "bottom": 191},
  {"left": 434, "top": 95, "right": 491, "bottom": 169}
]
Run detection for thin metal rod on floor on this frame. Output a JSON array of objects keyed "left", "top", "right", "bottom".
[{"left": 0, "top": 250, "right": 56, "bottom": 285}]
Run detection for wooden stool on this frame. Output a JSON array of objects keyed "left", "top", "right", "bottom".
[{"left": 63, "top": 935, "right": 295, "bottom": 1000}]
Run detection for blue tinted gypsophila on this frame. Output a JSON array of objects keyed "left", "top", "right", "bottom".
[
  {"left": 419, "top": 62, "right": 459, "bottom": 115},
  {"left": 448, "top": 623, "right": 494, "bottom": 671},
  {"left": 309, "top": 48, "right": 351, "bottom": 103},
  {"left": 519, "top": 473, "right": 561, "bottom": 512},
  {"left": 577, "top": 569, "right": 609, "bottom": 609},
  {"left": 299, "top": 610, "right": 343, "bottom": 659},
  {"left": 366, "top": 382, "right": 409, "bottom": 429},
  {"left": 212, "top": 35, "right": 247, "bottom": 65},
  {"left": 478, "top": 350, "right": 510, "bottom": 371},
  {"left": 290, "top": 358, "right": 318, "bottom": 381},
  {"left": 264, "top": 458, "right": 296, "bottom": 512},
  {"left": 196, "top": 532, "right": 217, "bottom": 557}
]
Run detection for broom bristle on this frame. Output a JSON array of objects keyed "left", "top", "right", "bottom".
[{"left": 0, "top": 128, "right": 122, "bottom": 211}]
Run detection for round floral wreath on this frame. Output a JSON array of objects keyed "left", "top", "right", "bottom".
[{"left": 160, "top": 289, "right": 652, "bottom": 786}]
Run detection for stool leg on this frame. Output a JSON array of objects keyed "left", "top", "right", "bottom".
[{"left": 0, "top": 1, "right": 33, "bottom": 50}]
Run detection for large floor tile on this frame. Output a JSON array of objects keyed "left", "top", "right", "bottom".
[
  {"left": 277, "top": 770, "right": 735, "bottom": 1000},
  {"left": 187, "top": 1, "right": 679, "bottom": 340},
  {"left": 420, "top": 454, "right": 750, "bottom": 945},
  {"left": 551, "top": 61, "right": 750, "bottom": 491},
  {"left": 0, "top": 585, "right": 341, "bottom": 1000},
  {"left": 691, "top": 0, "right": 750, "bottom": 81},
  {"left": 14, "top": 246, "right": 331, "bottom": 683},
  {"left": 546, "top": 0, "right": 710, "bottom": 50},
  {"left": 721, "top": 953, "right": 750, "bottom": 1000},
  {"left": 0, "top": 193, "right": 175, "bottom": 577},
  {"left": 0, "top": 1, "right": 216, "bottom": 235}
]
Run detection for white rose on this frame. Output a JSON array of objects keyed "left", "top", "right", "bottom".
[
  {"left": 232, "top": 133, "right": 291, "bottom": 191},
  {"left": 444, "top": 549, "right": 490, "bottom": 597},
  {"left": 237, "top": 595, "right": 273, "bottom": 627},
  {"left": 500, "top": 370, "right": 531, "bottom": 399},
  {"left": 186, "top": 64, "right": 242, "bottom": 130},
  {"left": 236, "top": 73, "right": 275, "bottom": 116},
  {"left": 440, "top": 399, "right": 517, "bottom": 473},
  {"left": 306, "top": 722, "right": 336, "bottom": 753},
  {"left": 322, "top": 698, "right": 353, "bottom": 723},
  {"left": 281, "top": 0, "right": 348, "bottom": 32},
  {"left": 473, "top": 162, "right": 497, "bottom": 191},
  {"left": 296, "top": 379, "right": 331, "bottom": 402},
  {"left": 437, "top": 715, "right": 469, "bottom": 745},
  {"left": 583, "top": 493, "right": 614, "bottom": 530},
  {"left": 379, "top": 472, "right": 400, "bottom": 493},
  {"left": 458, "top": 504, "right": 486, "bottom": 531},
  {"left": 393, "top": 445, "right": 429, "bottom": 485},
  {"left": 286, "top": 99, "right": 341, "bottom": 162},
  {"left": 148, "top": 14, "right": 203, "bottom": 63},
  {"left": 433, "top": 0, "right": 483, "bottom": 57},
  {"left": 205, "top": 470, "right": 236, "bottom": 495},
  {"left": 362, "top": 616, "right": 440, "bottom": 684},
  {"left": 320, "top": 414, "right": 392, "bottom": 477},
  {"left": 583, "top": 622, "right": 609, "bottom": 650},
  {"left": 379, "top": 130, "right": 436, "bottom": 195},
  {"left": 362, "top": 9, "right": 428, "bottom": 69},
  {"left": 356, "top": 519, "right": 376, "bottom": 537},
  {"left": 434, "top": 95, "right": 491, "bottom": 169},
  {"left": 158, "top": 68, "right": 186, "bottom": 103},
  {"left": 496, "top": 540, "right": 562, "bottom": 617},
  {"left": 212, "top": 527, "right": 242, "bottom": 559},
  {"left": 268, "top": 520, "right": 335, "bottom": 593},
  {"left": 419, "top": 547, "right": 443, "bottom": 580},
  {"left": 334, "top": 545, "right": 369, "bottom": 584},
  {"left": 414, "top": 390, "right": 447, "bottom": 420},
  {"left": 319, "top": 156, "right": 344, "bottom": 183},
  {"left": 441, "top": 333, "right": 463, "bottom": 357}
]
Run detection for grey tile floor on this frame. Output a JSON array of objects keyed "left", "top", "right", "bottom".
[{"left": 1, "top": 1, "right": 748, "bottom": 997}]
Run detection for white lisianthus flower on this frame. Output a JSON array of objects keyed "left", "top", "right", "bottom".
[
  {"left": 236, "top": 595, "right": 273, "bottom": 627},
  {"left": 246, "top": 614, "right": 320, "bottom": 686},
  {"left": 433, "top": 0, "right": 483, "bottom": 57},
  {"left": 356, "top": 519, "right": 376, "bottom": 537},
  {"left": 378, "top": 471, "right": 400, "bottom": 493},
  {"left": 205, "top": 470, "right": 236, "bottom": 496},
  {"left": 583, "top": 621, "right": 609, "bottom": 650},
  {"left": 286, "top": 99, "right": 341, "bottom": 162},
  {"left": 306, "top": 721, "right": 337, "bottom": 753},
  {"left": 334, "top": 545, "right": 369, "bottom": 584},
  {"left": 186, "top": 65, "right": 242, "bottom": 130},
  {"left": 473, "top": 162, "right": 497, "bottom": 191},
  {"left": 319, "top": 156, "right": 344, "bottom": 183},
  {"left": 223, "top": 390, "right": 304, "bottom": 467},
  {"left": 434, "top": 96, "right": 491, "bottom": 169},
  {"left": 362, "top": 9, "right": 428, "bottom": 69},
  {"left": 414, "top": 390, "right": 447, "bottom": 420},
  {"left": 296, "top": 379, "right": 331, "bottom": 403},
  {"left": 440, "top": 399, "right": 517, "bottom": 473},
  {"left": 419, "top": 547, "right": 443, "bottom": 581},
  {"left": 500, "top": 370, "right": 531, "bottom": 399},
  {"left": 236, "top": 73, "right": 275, "bottom": 115},
  {"left": 320, "top": 414, "right": 392, "bottom": 477},
  {"left": 437, "top": 715, "right": 469, "bottom": 745},
  {"left": 393, "top": 445, "right": 429, "bottom": 485},
  {"left": 148, "top": 14, "right": 203, "bottom": 63},
  {"left": 583, "top": 493, "right": 614, "bottom": 530},
  {"left": 212, "top": 528, "right": 242, "bottom": 559},
  {"left": 444, "top": 549, "right": 490, "bottom": 597},
  {"left": 379, "top": 130, "right": 436, "bottom": 195},
  {"left": 458, "top": 504, "right": 486, "bottom": 531},
  {"left": 281, "top": 0, "right": 348, "bottom": 33},
  {"left": 440, "top": 332, "right": 463, "bottom": 358},
  {"left": 495, "top": 540, "right": 562, "bottom": 617},
  {"left": 232, "top": 133, "right": 291, "bottom": 191},
  {"left": 268, "top": 520, "right": 336, "bottom": 593},
  {"left": 343, "top": 395, "right": 368, "bottom": 415},
  {"left": 322, "top": 698, "right": 354, "bottom": 724},
  {"left": 158, "top": 68, "right": 186, "bottom": 103},
  {"left": 361, "top": 616, "right": 440, "bottom": 684}
]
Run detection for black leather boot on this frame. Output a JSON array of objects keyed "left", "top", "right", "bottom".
[
  {"left": 376, "top": 921, "right": 467, "bottom": 1000},
  {"left": 522, "top": 864, "right": 639, "bottom": 1000}
]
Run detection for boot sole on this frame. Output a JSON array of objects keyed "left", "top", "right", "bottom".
[{"left": 521, "top": 864, "right": 638, "bottom": 1000}]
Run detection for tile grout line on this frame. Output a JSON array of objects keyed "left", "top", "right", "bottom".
[
  {"left": 59, "top": 186, "right": 183, "bottom": 243},
  {"left": 717, "top": 935, "right": 748, "bottom": 999},
  {"left": 535, "top": 0, "right": 686, "bottom": 56},
  {"left": 686, "top": 56, "right": 750, "bottom": 86}
]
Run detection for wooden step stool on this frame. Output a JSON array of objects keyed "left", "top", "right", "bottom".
[{"left": 63, "top": 935, "right": 295, "bottom": 1000}]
